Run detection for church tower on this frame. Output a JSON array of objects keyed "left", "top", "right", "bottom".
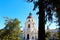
[{"left": 23, "top": 12, "right": 38, "bottom": 40}]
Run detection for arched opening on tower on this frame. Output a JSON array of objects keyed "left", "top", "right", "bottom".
[
  {"left": 28, "top": 24, "right": 30, "bottom": 28},
  {"left": 27, "top": 34, "right": 29, "bottom": 40}
]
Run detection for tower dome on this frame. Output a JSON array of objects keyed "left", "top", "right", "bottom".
[{"left": 27, "top": 12, "right": 33, "bottom": 19}]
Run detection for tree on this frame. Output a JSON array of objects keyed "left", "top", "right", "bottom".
[
  {"left": 27, "top": 0, "right": 60, "bottom": 40},
  {"left": 45, "top": 31, "right": 51, "bottom": 38},
  {"left": 27, "top": 0, "right": 45, "bottom": 40},
  {"left": 0, "top": 17, "right": 21, "bottom": 40},
  {"left": 53, "top": 32, "right": 59, "bottom": 40},
  {"left": 50, "top": 0, "right": 60, "bottom": 40}
]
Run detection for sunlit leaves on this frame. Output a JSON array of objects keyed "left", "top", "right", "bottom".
[{"left": 0, "top": 18, "right": 21, "bottom": 40}]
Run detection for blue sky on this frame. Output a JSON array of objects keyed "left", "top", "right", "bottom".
[
  {"left": 0, "top": 0, "right": 38, "bottom": 30},
  {"left": 0, "top": 0, "right": 58, "bottom": 30}
]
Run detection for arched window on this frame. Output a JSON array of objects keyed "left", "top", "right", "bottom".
[
  {"left": 28, "top": 24, "right": 30, "bottom": 28},
  {"left": 28, "top": 20, "right": 30, "bottom": 22}
]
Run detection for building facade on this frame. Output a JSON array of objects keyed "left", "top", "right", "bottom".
[{"left": 23, "top": 13, "right": 38, "bottom": 40}]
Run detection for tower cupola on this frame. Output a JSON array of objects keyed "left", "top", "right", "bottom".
[{"left": 27, "top": 12, "right": 32, "bottom": 18}]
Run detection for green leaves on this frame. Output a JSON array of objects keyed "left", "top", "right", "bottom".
[
  {"left": 53, "top": 32, "right": 59, "bottom": 39},
  {"left": 45, "top": 31, "right": 51, "bottom": 38},
  {"left": 0, "top": 18, "right": 22, "bottom": 40},
  {"left": 13, "top": 18, "right": 20, "bottom": 26}
]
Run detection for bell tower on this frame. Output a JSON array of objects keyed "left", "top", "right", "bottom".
[{"left": 23, "top": 12, "right": 38, "bottom": 40}]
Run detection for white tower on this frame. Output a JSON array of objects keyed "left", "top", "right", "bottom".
[{"left": 23, "top": 13, "right": 38, "bottom": 40}]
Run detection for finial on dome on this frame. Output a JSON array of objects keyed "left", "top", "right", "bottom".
[
  {"left": 29, "top": 12, "right": 32, "bottom": 16},
  {"left": 27, "top": 12, "right": 32, "bottom": 18}
]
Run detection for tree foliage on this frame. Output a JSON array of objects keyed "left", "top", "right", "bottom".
[
  {"left": 53, "top": 32, "right": 59, "bottom": 39},
  {"left": 27, "top": 0, "right": 60, "bottom": 22},
  {"left": 45, "top": 31, "right": 51, "bottom": 38},
  {"left": 27, "top": 0, "right": 60, "bottom": 40},
  {"left": 0, "top": 18, "right": 21, "bottom": 40}
]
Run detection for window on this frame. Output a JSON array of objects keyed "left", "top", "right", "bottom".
[
  {"left": 28, "top": 24, "right": 30, "bottom": 28},
  {"left": 32, "top": 20, "right": 33, "bottom": 21},
  {"left": 28, "top": 20, "right": 30, "bottom": 22}
]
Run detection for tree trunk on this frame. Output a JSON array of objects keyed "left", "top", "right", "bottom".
[{"left": 38, "top": 0, "right": 45, "bottom": 40}]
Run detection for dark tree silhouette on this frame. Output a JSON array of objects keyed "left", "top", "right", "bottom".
[
  {"left": 27, "top": 0, "right": 45, "bottom": 40},
  {"left": 27, "top": 0, "right": 60, "bottom": 40}
]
